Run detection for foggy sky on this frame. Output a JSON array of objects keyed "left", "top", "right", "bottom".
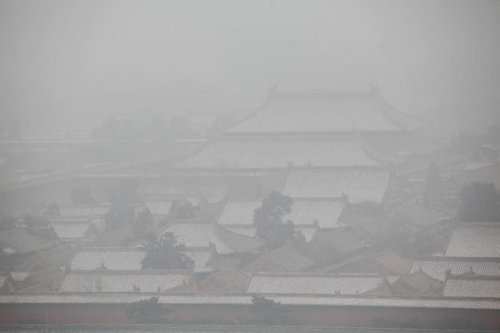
[{"left": 1, "top": 0, "right": 499, "bottom": 128}]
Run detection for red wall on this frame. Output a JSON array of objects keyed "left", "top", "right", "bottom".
[
  {"left": 0, "top": 305, "right": 131, "bottom": 325},
  {"left": 0, "top": 304, "right": 499, "bottom": 330}
]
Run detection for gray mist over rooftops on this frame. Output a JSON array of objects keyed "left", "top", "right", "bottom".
[{"left": 1, "top": 0, "right": 500, "bottom": 129}]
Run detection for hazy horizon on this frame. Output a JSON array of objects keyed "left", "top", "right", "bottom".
[{"left": 1, "top": 0, "right": 500, "bottom": 129}]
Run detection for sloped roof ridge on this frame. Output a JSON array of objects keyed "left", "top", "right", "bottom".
[
  {"left": 356, "top": 131, "right": 404, "bottom": 165},
  {"left": 415, "top": 256, "right": 500, "bottom": 263},
  {"left": 394, "top": 270, "right": 444, "bottom": 294},
  {"left": 218, "top": 95, "right": 271, "bottom": 134},
  {"left": 169, "top": 140, "right": 213, "bottom": 166},
  {"left": 401, "top": 269, "right": 442, "bottom": 282},
  {"left": 251, "top": 272, "right": 384, "bottom": 278},
  {"left": 0, "top": 228, "right": 55, "bottom": 252},
  {"left": 319, "top": 249, "right": 406, "bottom": 273},
  {"left": 446, "top": 273, "right": 500, "bottom": 280},
  {"left": 223, "top": 85, "right": 428, "bottom": 134},
  {"left": 375, "top": 91, "right": 429, "bottom": 132},
  {"left": 213, "top": 223, "right": 265, "bottom": 253}
]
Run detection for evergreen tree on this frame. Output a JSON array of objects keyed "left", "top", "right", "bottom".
[
  {"left": 169, "top": 199, "right": 196, "bottom": 219},
  {"left": 141, "top": 233, "right": 193, "bottom": 270},
  {"left": 125, "top": 297, "right": 171, "bottom": 323},
  {"left": 253, "top": 191, "right": 298, "bottom": 250},
  {"left": 132, "top": 208, "right": 153, "bottom": 238},
  {"left": 249, "top": 295, "right": 294, "bottom": 325}
]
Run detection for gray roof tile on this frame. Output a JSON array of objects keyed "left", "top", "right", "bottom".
[
  {"left": 410, "top": 257, "right": 500, "bottom": 281},
  {"left": 444, "top": 277, "right": 500, "bottom": 297},
  {"left": 224, "top": 94, "right": 405, "bottom": 134},
  {"left": 59, "top": 271, "right": 190, "bottom": 293},
  {"left": 174, "top": 140, "right": 378, "bottom": 170},
  {"left": 70, "top": 249, "right": 146, "bottom": 270},
  {"left": 247, "top": 273, "right": 384, "bottom": 295},
  {"left": 445, "top": 223, "right": 500, "bottom": 257},
  {"left": 283, "top": 169, "right": 389, "bottom": 203}
]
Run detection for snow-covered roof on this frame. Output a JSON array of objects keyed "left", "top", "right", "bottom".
[
  {"left": 217, "top": 200, "right": 261, "bottom": 226},
  {"left": 283, "top": 168, "right": 389, "bottom": 203},
  {"left": 443, "top": 277, "right": 500, "bottom": 298},
  {"left": 0, "top": 229, "right": 53, "bottom": 254},
  {"left": 10, "top": 272, "right": 30, "bottom": 282},
  {"left": 173, "top": 140, "right": 378, "bottom": 170},
  {"left": 246, "top": 273, "right": 384, "bottom": 295},
  {"left": 70, "top": 247, "right": 213, "bottom": 273},
  {"left": 445, "top": 223, "right": 500, "bottom": 258},
  {"left": 224, "top": 92, "right": 425, "bottom": 134},
  {"left": 70, "top": 249, "right": 146, "bottom": 270},
  {"left": 50, "top": 221, "right": 93, "bottom": 240},
  {"left": 59, "top": 271, "right": 190, "bottom": 293},
  {"left": 410, "top": 257, "right": 500, "bottom": 281}
]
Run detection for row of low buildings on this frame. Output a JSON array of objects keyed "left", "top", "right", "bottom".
[
  {"left": 2, "top": 222, "right": 499, "bottom": 292},
  {"left": 1, "top": 221, "right": 500, "bottom": 328}
]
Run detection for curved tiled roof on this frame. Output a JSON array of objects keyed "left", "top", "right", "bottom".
[
  {"left": 59, "top": 271, "right": 191, "bottom": 293},
  {"left": 224, "top": 91, "right": 427, "bottom": 135},
  {"left": 283, "top": 168, "right": 389, "bottom": 203},
  {"left": 173, "top": 140, "right": 379, "bottom": 170},
  {"left": 70, "top": 248, "right": 146, "bottom": 271},
  {"left": 444, "top": 276, "right": 500, "bottom": 298},
  {"left": 410, "top": 257, "right": 500, "bottom": 281},
  {"left": 246, "top": 273, "right": 384, "bottom": 295},
  {"left": 445, "top": 223, "right": 500, "bottom": 258},
  {"left": 0, "top": 228, "right": 54, "bottom": 254}
]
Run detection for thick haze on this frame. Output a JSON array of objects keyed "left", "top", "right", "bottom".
[{"left": 1, "top": 0, "right": 500, "bottom": 128}]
